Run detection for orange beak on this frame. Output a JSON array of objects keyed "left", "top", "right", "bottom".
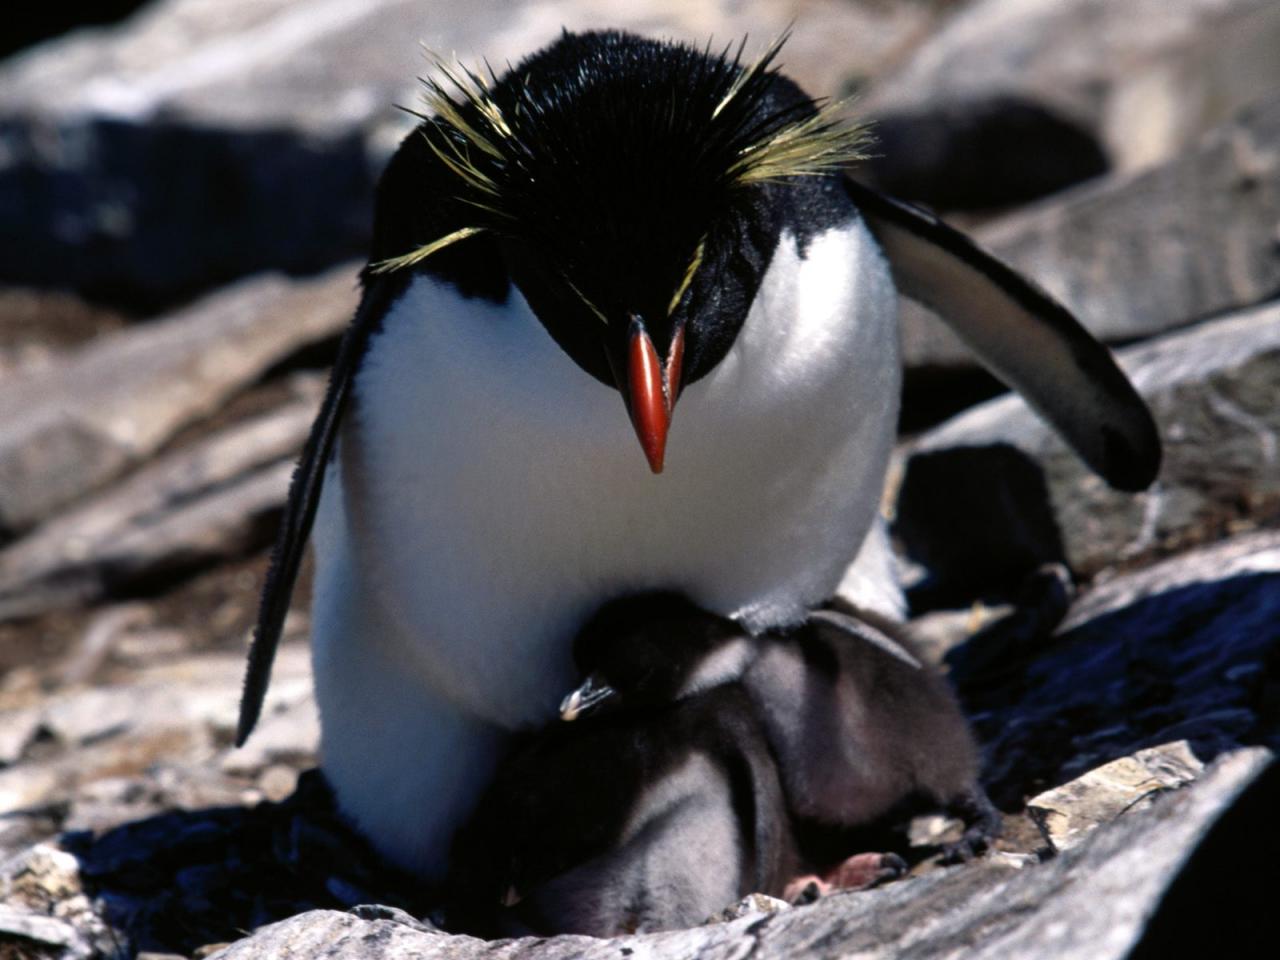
[{"left": 625, "top": 318, "right": 685, "bottom": 474}]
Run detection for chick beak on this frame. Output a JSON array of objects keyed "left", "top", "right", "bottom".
[
  {"left": 559, "top": 673, "right": 618, "bottom": 721},
  {"left": 615, "top": 317, "right": 686, "bottom": 474}
]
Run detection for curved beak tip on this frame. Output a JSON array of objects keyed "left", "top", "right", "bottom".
[{"left": 627, "top": 322, "right": 682, "bottom": 474}]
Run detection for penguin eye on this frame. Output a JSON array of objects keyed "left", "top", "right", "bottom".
[{"left": 667, "top": 238, "right": 706, "bottom": 317}]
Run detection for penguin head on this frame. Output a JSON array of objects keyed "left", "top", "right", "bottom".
[
  {"left": 371, "top": 30, "right": 869, "bottom": 472},
  {"left": 560, "top": 592, "right": 753, "bottom": 720}
]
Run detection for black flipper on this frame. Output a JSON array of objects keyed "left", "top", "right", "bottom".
[
  {"left": 845, "top": 177, "right": 1161, "bottom": 492},
  {"left": 235, "top": 274, "right": 402, "bottom": 746}
]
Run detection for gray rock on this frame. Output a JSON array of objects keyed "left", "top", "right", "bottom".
[
  {"left": 0, "top": 265, "right": 355, "bottom": 537},
  {"left": 1101, "top": 3, "right": 1280, "bottom": 172},
  {"left": 0, "top": 288, "right": 126, "bottom": 385},
  {"left": 0, "top": 902, "right": 83, "bottom": 949},
  {"left": 0, "top": 375, "right": 323, "bottom": 619},
  {"left": 207, "top": 750, "right": 1270, "bottom": 960},
  {"left": 901, "top": 96, "right": 1280, "bottom": 369},
  {"left": 1027, "top": 740, "right": 1205, "bottom": 851},
  {"left": 0, "top": 645, "right": 314, "bottom": 821},
  {"left": 898, "top": 300, "right": 1280, "bottom": 588},
  {"left": 0, "top": 704, "right": 41, "bottom": 766},
  {"left": 711, "top": 893, "right": 792, "bottom": 923},
  {"left": 0, "top": 844, "right": 117, "bottom": 960},
  {"left": 0, "top": 0, "right": 926, "bottom": 305},
  {"left": 863, "top": 0, "right": 1273, "bottom": 175},
  {"left": 1060, "top": 528, "right": 1280, "bottom": 632}
]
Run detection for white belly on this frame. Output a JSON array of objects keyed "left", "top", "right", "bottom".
[{"left": 312, "top": 222, "right": 899, "bottom": 876}]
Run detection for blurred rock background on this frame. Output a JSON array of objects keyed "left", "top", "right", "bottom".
[{"left": 0, "top": 1, "right": 1276, "bottom": 958}]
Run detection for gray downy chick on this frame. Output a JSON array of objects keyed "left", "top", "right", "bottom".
[
  {"left": 445, "top": 593, "right": 798, "bottom": 937},
  {"left": 567, "top": 595, "right": 1000, "bottom": 869},
  {"left": 746, "top": 603, "right": 1001, "bottom": 867}
]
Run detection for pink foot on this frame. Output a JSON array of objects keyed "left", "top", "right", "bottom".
[
  {"left": 785, "top": 852, "right": 907, "bottom": 904},
  {"left": 826, "top": 851, "right": 906, "bottom": 890}
]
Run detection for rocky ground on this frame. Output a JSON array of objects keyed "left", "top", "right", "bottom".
[{"left": 1, "top": 1, "right": 1278, "bottom": 957}]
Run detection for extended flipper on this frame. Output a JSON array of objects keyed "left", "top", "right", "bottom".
[
  {"left": 845, "top": 177, "right": 1161, "bottom": 492},
  {"left": 235, "top": 274, "right": 404, "bottom": 746}
]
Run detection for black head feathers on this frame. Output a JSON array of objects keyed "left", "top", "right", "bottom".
[{"left": 377, "top": 32, "right": 869, "bottom": 279}]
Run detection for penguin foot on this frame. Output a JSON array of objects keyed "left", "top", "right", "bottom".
[
  {"left": 784, "top": 851, "right": 907, "bottom": 903},
  {"left": 939, "top": 788, "right": 1004, "bottom": 864}
]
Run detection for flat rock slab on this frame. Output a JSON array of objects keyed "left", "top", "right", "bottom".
[
  {"left": 0, "top": 375, "right": 323, "bottom": 620},
  {"left": 1027, "top": 740, "right": 1205, "bottom": 851},
  {"left": 897, "top": 299, "right": 1280, "bottom": 591},
  {"left": 205, "top": 750, "right": 1270, "bottom": 960},
  {"left": 863, "top": 0, "right": 1273, "bottom": 170},
  {"left": 0, "top": 264, "right": 355, "bottom": 537}
]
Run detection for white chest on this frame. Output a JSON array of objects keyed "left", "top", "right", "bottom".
[{"left": 316, "top": 222, "right": 898, "bottom": 728}]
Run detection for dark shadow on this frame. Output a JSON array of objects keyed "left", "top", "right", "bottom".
[
  {"left": 900, "top": 365, "right": 1009, "bottom": 434},
  {"left": 67, "top": 770, "right": 425, "bottom": 957},
  {"left": 948, "top": 571, "right": 1280, "bottom": 809},
  {"left": 0, "top": 2, "right": 154, "bottom": 60},
  {"left": 0, "top": 117, "right": 375, "bottom": 313},
  {"left": 894, "top": 443, "right": 1068, "bottom": 611},
  {"left": 1126, "top": 759, "right": 1278, "bottom": 958},
  {"left": 860, "top": 95, "right": 1109, "bottom": 212}
]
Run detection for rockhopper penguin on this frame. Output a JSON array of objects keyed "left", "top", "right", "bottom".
[{"left": 235, "top": 30, "right": 1161, "bottom": 878}]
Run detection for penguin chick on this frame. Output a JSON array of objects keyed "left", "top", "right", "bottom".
[
  {"left": 564, "top": 595, "right": 1000, "bottom": 864},
  {"left": 446, "top": 595, "right": 797, "bottom": 937},
  {"left": 746, "top": 604, "right": 1001, "bottom": 863}
]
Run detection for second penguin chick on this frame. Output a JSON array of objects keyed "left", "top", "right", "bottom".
[
  {"left": 746, "top": 604, "right": 1001, "bottom": 862},
  {"left": 567, "top": 596, "right": 1000, "bottom": 864}
]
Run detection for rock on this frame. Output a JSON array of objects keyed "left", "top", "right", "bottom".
[
  {"left": 976, "top": 98, "right": 1280, "bottom": 343},
  {"left": 0, "top": 645, "right": 314, "bottom": 825},
  {"left": 0, "top": 903, "right": 83, "bottom": 950},
  {"left": 1124, "top": 759, "right": 1279, "bottom": 956},
  {"left": 0, "top": 457, "right": 294, "bottom": 621},
  {"left": 900, "top": 96, "right": 1280, "bottom": 369},
  {"left": 1102, "top": 3, "right": 1280, "bottom": 173},
  {"left": 0, "top": 705, "right": 41, "bottom": 766},
  {"left": 863, "top": 0, "right": 1273, "bottom": 185},
  {"left": 207, "top": 750, "right": 1270, "bottom": 960},
  {"left": 0, "top": 266, "right": 354, "bottom": 538},
  {"left": 712, "top": 893, "right": 791, "bottom": 923},
  {"left": 898, "top": 301, "right": 1280, "bottom": 591},
  {"left": 220, "top": 683, "right": 320, "bottom": 777},
  {"left": 1059, "top": 529, "right": 1280, "bottom": 632},
  {"left": 0, "top": 375, "right": 323, "bottom": 619},
  {"left": 0, "top": 765, "right": 58, "bottom": 814},
  {"left": 0, "top": 0, "right": 929, "bottom": 306},
  {"left": 0, "top": 287, "right": 127, "bottom": 384},
  {"left": 1027, "top": 741, "right": 1205, "bottom": 851},
  {"left": 347, "top": 904, "right": 441, "bottom": 935},
  {"left": 951, "top": 531, "right": 1279, "bottom": 807},
  {"left": 0, "top": 844, "right": 116, "bottom": 960}
]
